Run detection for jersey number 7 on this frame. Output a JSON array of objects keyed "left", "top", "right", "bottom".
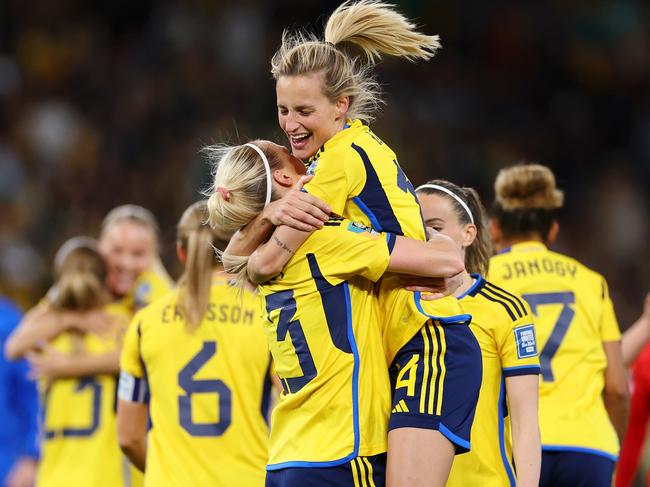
[{"left": 522, "top": 291, "right": 576, "bottom": 382}]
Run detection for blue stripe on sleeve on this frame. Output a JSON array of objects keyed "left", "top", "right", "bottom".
[
  {"left": 503, "top": 365, "right": 541, "bottom": 377},
  {"left": 386, "top": 233, "right": 397, "bottom": 254}
]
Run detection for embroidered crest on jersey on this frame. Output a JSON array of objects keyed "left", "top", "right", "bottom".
[
  {"left": 347, "top": 221, "right": 380, "bottom": 236},
  {"left": 514, "top": 324, "right": 537, "bottom": 359},
  {"left": 306, "top": 159, "right": 318, "bottom": 176},
  {"left": 134, "top": 282, "right": 151, "bottom": 308}
]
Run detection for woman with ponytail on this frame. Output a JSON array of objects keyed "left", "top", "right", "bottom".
[
  {"left": 489, "top": 164, "right": 628, "bottom": 487},
  {"left": 205, "top": 139, "right": 482, "bottom": 487},
  {"left": 225, "top": 0, "right": 440, "bottom": 257},
  {"left": 116, "top": 201, "right": 271, "bottom": 487},
  {"left": 416, "top": 180, "right": 541, "bottom": 487},
  {"left": 5, "top": 238, "right": 131, "bottom": 486},
  {"left": 216, "top": 4, "right": 484, "bottom": 486}
]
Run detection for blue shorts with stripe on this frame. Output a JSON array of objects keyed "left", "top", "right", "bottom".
[
  {"left": 388, "top": 317, "right": 482, "bottom": 454},
  {"left": 540, "top": 450, "right": 615, "bottom": 487},
  {"left": 265, "top": 453, "right": 386, "bottom": 487}
]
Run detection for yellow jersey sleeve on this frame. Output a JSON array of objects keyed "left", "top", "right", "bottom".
[
  {"left": 306, "top": 219, "right": 393, "bottom": 284},
  {"left": 120, "top": 314, "right": 145, "bottom": 379},
  {"left": 600, "top": 278, "right": 621, "bottom": 342},
  {"left": 305, "top": 145, "right": 365, "bottom": 217},
  {"left": 496, "top": 299, "right": 541, "bottom": 376}
]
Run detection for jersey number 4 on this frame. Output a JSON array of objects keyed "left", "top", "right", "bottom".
[
  {"left": 523, "top": 291, "right": 576, "bottom": 382},
  {"left": 178, "top": 341, "right": 232, "bottom": 437}
]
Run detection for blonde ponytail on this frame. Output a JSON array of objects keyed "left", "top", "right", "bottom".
[
  {"left": 271, "top": 0, "right": 440, "bottom": 122},
  {"left": 324, "top": 1, "right": 440, "bottom": 63},
  {"left": 177, "top": 201, "right": 229, "bottom": 329},
  {"left": 50, "top": 238, "right": 109, "bottom": 311}
]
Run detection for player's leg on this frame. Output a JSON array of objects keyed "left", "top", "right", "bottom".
[{"left": 387, "top": 428, "right": 454, "bottom": 487}]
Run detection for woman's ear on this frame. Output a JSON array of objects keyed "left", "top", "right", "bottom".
[
  {"left": 547, "top": 221, "right": 560, "bottom": 245},
  {"left": 462, "top": 224, "right": 478, "bottom": 248},
  {"left": 176, "top": 243, "right": 187, "bottom": 265},
  {"left": 273, "top": 168, "right": 294, "bottom": 188},
  {"left": 335, "top": 96, "right": 350, "bottom": 120}
]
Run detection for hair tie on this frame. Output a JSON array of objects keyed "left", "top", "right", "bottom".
[
  {"left": 416, "top": 184, "right": 475, "bottom": 225},
  {"left": 216, "top": 187, "right": 231, "bottom": 201},
  {"left": 244, "top": 143, "right": 273, "bottom": 208}
]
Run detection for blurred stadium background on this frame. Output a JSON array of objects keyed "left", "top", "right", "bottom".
[{"left": 0, "top": 0, "right": 648, "bottom": 327}]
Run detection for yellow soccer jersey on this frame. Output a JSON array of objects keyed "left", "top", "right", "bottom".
[
  {"left": 447, "top": 275, "right": 540, "bottom": 487},
  {"left": 119, "top": 277, "right": 270, "bottom": 487},
  {"left": 120, "top": 269, "right": 173, "bottom": 313},
  {"left": 37, "top": 307, "right": 127, "bottom": 487},
  {"left": 490, "top": 241, "right": 621, "bottom": 459},
  {"left": 305, "top": 119, "right": 426, "bottom": 240},
  {"left": 379, "top": 288, "right": 469, "bottom": 366},
  {"left": 258, "top": 218, "right": 393, "bottom": 468}
]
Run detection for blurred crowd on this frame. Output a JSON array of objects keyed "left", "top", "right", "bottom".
[{"left": 0, "top": 0, "right": 648, "bottom": 325}]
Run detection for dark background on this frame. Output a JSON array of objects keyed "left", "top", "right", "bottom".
[{"left": 0, "top": 0, "right": 648, "bottom": 326}]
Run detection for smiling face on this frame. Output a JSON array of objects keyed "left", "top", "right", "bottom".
[
  {"left": 276, "top": 72, "right": 348, "bottom": 161},
  {"left": 99, "top": 221, "right": 156, "bottom": 297}
]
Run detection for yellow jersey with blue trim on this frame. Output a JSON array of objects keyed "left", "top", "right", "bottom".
[
  {"left": 258, "top": 217, "right": 393, "bottom": 468},
  {"left": 305, "top": 119, "right": 426, "bottom": 240},
  {"left": 447, "top": 275, "right": 541, "bottom": 487},
  {"left": 120, "top": 269, "right": 173, "bottom": 313},
  {"left": 36, "top": 303, "right": 130, "bottom": 487},
  {"left": 489, "top": 241, "right": 621, "bottom": 460},
  {"left": 119, "top": 277, "right": 270, "bottom": 487}
]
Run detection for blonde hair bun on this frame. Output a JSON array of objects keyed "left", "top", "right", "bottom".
[{"left": 495, "top": 164, "right": 564, "bottom": 211}]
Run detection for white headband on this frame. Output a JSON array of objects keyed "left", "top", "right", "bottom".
[
  {"left": 244, "top": 143, "right": 273, "bottom": 208},
  {"left": 416, "top": 184, "right": 474, "bottom": 224}
]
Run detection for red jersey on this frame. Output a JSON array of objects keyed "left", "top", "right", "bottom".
[{"left": 617, "top": 343, "right": 650, "bottom": 486}]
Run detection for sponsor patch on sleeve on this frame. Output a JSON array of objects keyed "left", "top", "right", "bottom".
[{"left": 514, "top": 324, "right": 537, "bottom": 359}]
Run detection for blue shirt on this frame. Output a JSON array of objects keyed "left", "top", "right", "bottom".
[{"left": 0, "top": 297, "right": 39, "bottom": 484}]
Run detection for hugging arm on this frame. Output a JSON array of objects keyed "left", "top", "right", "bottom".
[{"left": 247, "top": 223, "right": 464, "bottom": 285}]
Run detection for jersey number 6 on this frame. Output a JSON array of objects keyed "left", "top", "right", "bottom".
[{"left": 178, "top": 341, "right": 232, "bottom": 437}]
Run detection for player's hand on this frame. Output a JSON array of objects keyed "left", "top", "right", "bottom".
[
  {"left": 262, "top": 175, "right": 331, "bottom": 231},
  {"left": 65, "top": 308, "right": 113, "bottom": 334},
  {"left": 400, "top": 272, "right": 464, "bottom": 301},
  {"left": 5, "top": 457, "right": 37, "bottom": 487},
  {"left": 26, "top": 344, "right": 73, "bottom": 383}
]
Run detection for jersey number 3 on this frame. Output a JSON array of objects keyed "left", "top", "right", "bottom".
[
  {"left": 178, "top": 341, "right": 232, "bottom": 437},
  {"left": 523, "top": 291, "right": 576, "bottom": 382}
]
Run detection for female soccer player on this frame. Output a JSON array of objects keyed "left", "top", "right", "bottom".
[
  {"left": 207, "top": 140, "right": 479, "bottom": 487},
  {"left": 6, "top": 238, "right": 129, "bottom": 487},
  {"left": 614, "top": 293, "right": 650, "bottom": 486},
  {"left": 225, "top": 0, "right": 440, "bottom": 254},
  {"left": 416, "top": 180, "right": 541, "bottom": 487},
  {"left": 116, "top": 201, "right": 271, "bottom": 486},
  {"left": 7, "top": 205, "right": 173, "bottom": 380},
  {"left": 489, "top": 164, "right": 629, "bottom": 487},
  {"left": 219, "top": 5, "right": 476, "bottom": 482},
  {"left": 99, "top": 204, "right": 172, "bottom": 313}
]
